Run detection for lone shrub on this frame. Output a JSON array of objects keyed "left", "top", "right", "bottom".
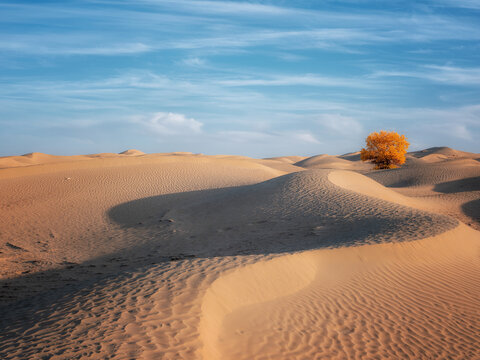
[{"left": 360, "top": 131, "right": 409, "bottom": 169}]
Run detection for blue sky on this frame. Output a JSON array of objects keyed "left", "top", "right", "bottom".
[{"left": 1, "top": 0, "right": 479, "bottom": 157}]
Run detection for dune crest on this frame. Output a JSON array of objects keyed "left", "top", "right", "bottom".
[
  {"left": 195, "top": 170, "right": 468, "bottom": 359},
  {"left": 119, "top": 149, "right": 145, "bottom": 156},
  {"left": 0, "top": 148, "right": 478, "bottom": 359},
  {"left": 409, "top": 146, "right": 477, "bottom": 160},
  {"left": 294, "top": 154, "right": 370, "bottom": 171},
  {"left": 197, "top": 168, "right": 479, "bottom": 359},
  {"left": 328, "top": 170, "right": 425, "bottom": 209},
  {"left": 216, "top": 224, "right": 480, "bottom": 359},
  {"left": 201, "top": 252, "right": 317, "bottom": 359},
  {"left": 263, "top": 155, "right": 307, "bottom": 163}
]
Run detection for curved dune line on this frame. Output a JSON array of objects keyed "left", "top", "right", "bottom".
[
  {"left": 328, "top": 170, "right": 425, "bottom": 209},
  {"left": 199, "top": 169, "right": 473, "bottom": 359},
  {"left": 200, "top": 253, "right": 318, "bottom": 360},
  {"left": 217, "top": 224, "right": 480, "bottom": 360}
]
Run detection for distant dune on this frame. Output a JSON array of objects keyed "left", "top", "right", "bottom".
[
  {"left": 409, "top": 146, "right": 478, "bottom": 160},
  {"left": 294, "top": 153, "right": 371, "bottom": 171},
  {"left": 263, "top": 155, "right": 308, "bottom": 164},
  {"left": 0, "top": 147, "right": 479, "bottom": 359},
  {"left": 119, "top": 149, "right": 146, "bottom": 156}
]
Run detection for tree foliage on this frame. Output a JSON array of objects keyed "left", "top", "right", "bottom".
[{"left": 360, "top": 131, "right": 409, "bottom": 169}]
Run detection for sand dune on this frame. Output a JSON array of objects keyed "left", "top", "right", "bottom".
[
  {"left": 0, "top": 149, "right": 479, "bottom": 359},
  {"left": 338, "top": 151, "right": 362, "bottom": 161},
  {"left": 0, "top": 152, "right": 80, "bottom": 169},
  {"left": 366, "top": 148, "right": 480, "bottom": 230},
  {"left": 369, "top": 159, "right": 480, "bottom": 188},
  {"left": 294, "top": 154, "right": 371, "bottom": 171},
  {"left": 215, "top": 224, "right": 480, "bottom": 360},
  {"left": 0, "top": 154, "right": 283, "bottom": 279},
  {"left": 263, "top": 155, "right": 308, "bottom": 164},
  {"left": 119, "top": 149, "right": 146, "bottom": 156},
  {"left": 0, "top": 150, "right": 201, "bottom": 170},
  {"left": 408, "top": 146, "right": 479, "bottom": 162}
]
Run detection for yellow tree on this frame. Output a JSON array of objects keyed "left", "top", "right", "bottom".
[{"left": 360, "top": 131, "right": 409, "bottom": 169}]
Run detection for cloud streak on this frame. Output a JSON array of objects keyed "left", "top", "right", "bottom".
[
  {"left": 371, "top": 65, "right": 480, "bottom": 86},
  {"left": 1, "top": 1, "right": 479, "bottom": 156},
  {"left": 432, "top": 0, "right": 480, "bottom": 10},
  {"left": 217, "top": 74, "right": 374, "bottom": 88},
  {"left": 2, "top": 2, "right": 480, "bottom": 57},
  {"left": 131, "top": 112, "right": 203, "bottom": 136}
]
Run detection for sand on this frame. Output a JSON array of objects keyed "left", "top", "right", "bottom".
[{"left": 0, "top": 147, "right": 479, "bottom": 359}]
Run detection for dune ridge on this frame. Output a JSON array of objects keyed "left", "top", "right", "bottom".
[
  {"left": 200, "top": 252, "right": 318, "bottom": 359},
  {"left": 294, "top": 154, "right": 370, "bottom": 171},
  {"left": 119, "top": 149, "right": 145, "bottom": 156},
  {"left": 329, "top": 170, "right": 426, "bottom": 209},
  {"left": 204, "top": 169, "right": 479, "bottom": 359},
  {"left": 0, "top": 149, "right": 478, "bottom": 359},
  {"left": 216, "top": 224, "right": 480, "bottom": 360}
]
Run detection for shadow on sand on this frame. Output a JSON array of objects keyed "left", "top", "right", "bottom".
[
  {"left": 0, "top": 184, "right": 358, "bottom": 347},
  {"left": 433, "top": 176, "right": 480, "bottom": 193},
  {"left": 462, "top": 198, "right": 480, "bottom": 225},
  {"left": 0, "top": 180, "right": 459, "bottom": 353}
]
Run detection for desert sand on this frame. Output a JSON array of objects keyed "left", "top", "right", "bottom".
[{"left": 0, "top": 147, "right": 479, "bottom": 359}]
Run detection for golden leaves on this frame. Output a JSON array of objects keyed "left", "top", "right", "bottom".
[{"left": 360, "top": 131, "right": 410, "bottom": 169}]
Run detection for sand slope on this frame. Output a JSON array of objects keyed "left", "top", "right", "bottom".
[
  {"left": 0, "top": 149, "right": 478, "bottom": 359},
  {"left": 0, "top": 154, "right": 283, "bottom": 281},
  {"left": 367, "top": 147, "right": 480, "bottom": 230},
  {"left": 294, "top": 154, "right": 371, "bottom": 171},
  {"left": 215, "top": 224, "right": 480, "bottom": 360},
  {"left": 408, "top": 146, "right": 479, "bottom": 162}
]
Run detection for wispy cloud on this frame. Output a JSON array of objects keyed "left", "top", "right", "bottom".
[
  {"left": 218, "top": 74, "right": 373, "bottom": 88},
  {"left": 317, "top": 114, "right": 363, "bottom": 135},
  {"left": 0, "top": 33, "right": 153, "bottom": 56},
  {"left": 214, "top": 129, "right": 321, "bottom": 146},
  {"left": 424, "top": 65, "right": 480, "bottom": 85},
  {"left": 293, "top": 131, "right": 321, "bottom": 144},
  {"left": 1, "top": 1, "right": 479, "bottom": 156},
  {"left": 432, "top": 0, "right": 480, "bottom": 10},
  {"left": 131, "top": 112, "right": 203, "bottom": 135},
  {"left": 143, "top": 0, "right": 296, "bottom": 16},
  {"left": 2, "top": 2, "right": 480, "bottom": 58},
  {"left": 181, "top": 57, "right": 207, "bottom": 67},
  {"left": 61, "top": 43, "right": 152, "bottom": 56},
  {"left": 0, "top": 69, "right": 377, "bottom": 113},
  {"left": 445, "top": 123, "right": 473, "bottom": 140},
  {"left": 216, "top": 130, "right": 274, "bottom": 143},
  {"left": 144, "top": 28, "right": 390, "bottom": 54},
  {"left": 371, "top": 65, "right": 480, "bottom": 86}
]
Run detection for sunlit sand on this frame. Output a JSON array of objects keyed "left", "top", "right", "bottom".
[{"left": 0, "top": 147, "right": 479, "bottom": 359}]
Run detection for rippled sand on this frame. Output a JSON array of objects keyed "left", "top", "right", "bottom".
[{"left": 0, "top": 147, "right": 479, "bottom": 359}]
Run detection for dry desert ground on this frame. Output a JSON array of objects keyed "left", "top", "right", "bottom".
[{"left": 0, "top": 147, "right": 479, "bottom": 359}]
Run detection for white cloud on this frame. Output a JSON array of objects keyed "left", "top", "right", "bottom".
[
  {"left": 154, "top": 0, "right": 294, "bottom": 16},
  {"left": 432, "top": 0, "right": 480, "bottom": 9},
  {"left": 181, "top": 57, "right": 206, "bottom": 67},
  {"left": 276, "top": 52, "right": 308, "bottom": 61},
  {"left": 412, "top": 107, "right": 477, "bottom": 141},
  {"left": 317, "top": 114, "right": 363, "bottom": 135},
  {"left": 64, "top": 42, "right": 152, "bottom": 55},
  {"left": 424, "top": 65, "right": 480, "bottom": 85},
  {"left": 371, "top": 65, "right": 480, "bottom": 86},
  {"left": 214, "top": 129, "right": 320, "bottom": 145},
  {"left": 3, "top": 4, "right": 480, "bottom": 58},
  {"left": 450, "top": 123, "right": 473, "bottom": 140},
  {"left": 293, "top": 132, "right": 321, "bottom": 144},
  {"left": 218, "top": 74, "right": 372, "bottom": 88},
  {"left": 132, "top": 112, "right": 203, "bottom": 135},
  {"left": 163, "top": 28, "right": 387, "bottom": 53},
  {"left": 215, "top": 130, "right": 274, "bottom": 143},
  {"left": 0, "top": 33, "right": 153, "bottom": 55}
]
